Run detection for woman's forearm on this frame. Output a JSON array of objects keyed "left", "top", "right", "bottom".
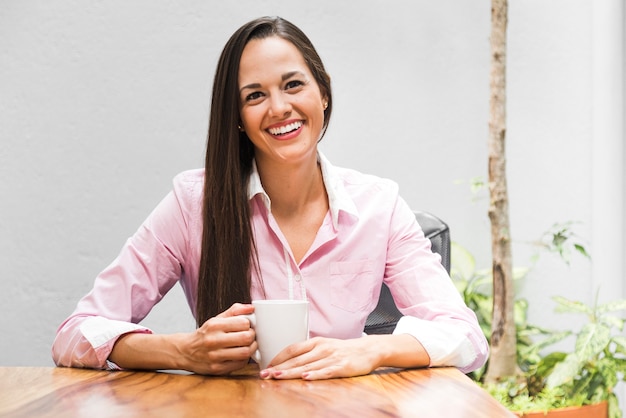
[
  {"left": 108, "top": 305, "right": 256, "bottom": 375},
  {"left": 369, "top": 333, "right": 431, "bottom": 369},
  {"left": 109, "top": 332, "right": 186, "bottom": 371}
]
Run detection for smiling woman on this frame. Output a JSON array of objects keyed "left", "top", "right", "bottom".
[
  {"left": 51, "top": 16, "right": 488, "bottom": 381},
  {"left": 238, "top": 36, "right": 327, "bottom": 168}
]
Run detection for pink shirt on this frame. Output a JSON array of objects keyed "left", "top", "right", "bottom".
[{"left": 52, "top": 153, "right": 488, "bottom": 373}]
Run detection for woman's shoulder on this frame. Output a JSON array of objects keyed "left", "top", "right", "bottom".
[
  {"left": 172, "top": 169, "right": 205, "bottom": 193},
  {"left": 321, "top": 153, "right": 396, "bottom": 188},
  {"left": 168, "top": 169, "right": 205, "bottom": 212},
  {"left": 331, "top": 164, "right": 399, "bottom": 195},
  {"left": 173, "top": 168, "right": 205, "bottom": 184}
]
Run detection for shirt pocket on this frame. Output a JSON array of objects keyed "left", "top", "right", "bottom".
[{"left": 330, "top": 260, "right": 375, "bottom": 313}]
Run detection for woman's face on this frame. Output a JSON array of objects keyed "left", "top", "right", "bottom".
[{"left": 238, "top": 36, "right": 327, "bottom": 168}]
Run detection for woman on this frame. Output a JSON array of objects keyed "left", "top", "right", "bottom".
[{"left": 52, "top": 16, "right": 488, "bottom": 380}]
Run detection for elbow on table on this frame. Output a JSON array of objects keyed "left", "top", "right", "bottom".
[{"left": 51, "top": 318, "right": 107, "bottom": 371}]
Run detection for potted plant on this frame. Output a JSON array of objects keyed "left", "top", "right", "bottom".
[
  {"left": 488, "top": 293, "right": 626, "bottom": 418},
  {"left": 451, "top": 241, "right": 626, "bottom": 418}
]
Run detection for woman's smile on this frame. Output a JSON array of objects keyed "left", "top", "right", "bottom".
[{"left": 267, "top": 120, "right": 304, "bottom": 139}]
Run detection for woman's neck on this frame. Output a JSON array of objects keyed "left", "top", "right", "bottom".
[{"left": 256, "top": 154, "right": 326, "bottom": 219}]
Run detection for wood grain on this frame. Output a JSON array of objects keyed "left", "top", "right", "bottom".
[{"left": 0, "top": 366, "right": 514, "bottom": 417}]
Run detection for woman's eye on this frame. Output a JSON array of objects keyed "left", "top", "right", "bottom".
[
  {"left": 285, "top": 80, "right": 304, "bottom": 90},
  {"left": 245, "top": 91, "right": 264, "bottom": 102}
]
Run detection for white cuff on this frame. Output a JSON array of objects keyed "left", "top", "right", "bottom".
[
  {"left": 392, "top": 315, "right": 476, "bottom": 369},
  {"left": 80, "top": 316, "right": 151, "bottom": 349},
  {"left": 105, "top": 359, "right": 123, "bottom": 371}
]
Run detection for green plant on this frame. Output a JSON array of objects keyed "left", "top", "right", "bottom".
[
  {"left": 452, "top": 223, "right": 624, "bottom": 417},
  {"left": 545, "top": 295, "right": 626, "bottom": 417},
  {"left": 484, "top": 294, "right": 626, "bottom": 418},
  {"left": 450, "top": 242, "right": 552, "bottom": 382},
  {"left": 531, "top": 221, "right": 591, "bottom": 265}
]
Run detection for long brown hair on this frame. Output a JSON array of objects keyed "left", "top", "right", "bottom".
[{"left": 196, "top": 16, "right": 333, "bottom": 326}]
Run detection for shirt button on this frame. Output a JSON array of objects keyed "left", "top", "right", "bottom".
[{"left": 294, "top": 274, "right": 302, "bottom": 282}]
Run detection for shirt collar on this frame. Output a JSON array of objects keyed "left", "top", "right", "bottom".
[{"left": 247, "top": 151, "right": 358, "bottom": 229}]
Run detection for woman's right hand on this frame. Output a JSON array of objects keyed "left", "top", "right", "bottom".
[
  {"left": 176, "top": 303, "right": 257, "bottom": 375},
  {"left": 109, "top": 303, "right": 256, "bottom": 375}
]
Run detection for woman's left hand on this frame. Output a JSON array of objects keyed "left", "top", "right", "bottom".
[
  {"left": 259, "top": 334, "right": 429, "bottom": 380},
  {"left": 259, "top": 336, "right": 378, "bottom": 380}
]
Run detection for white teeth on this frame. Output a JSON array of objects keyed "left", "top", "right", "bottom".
[{"left": 268, "top": 121, "right": 303, "bottom": 136}]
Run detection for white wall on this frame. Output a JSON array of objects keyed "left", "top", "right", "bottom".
[{"left": 0, "top": 0, "right": 623, "bottom": 378}]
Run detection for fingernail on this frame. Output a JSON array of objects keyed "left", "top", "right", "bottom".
[
  {"left": 259, "top": 370, "right": 270, "bottom": 379},
  {"left": 301, "top": 372, "right": 310, "bottom": 380},
  {"left": 272, "top": 370, "right": 282, "bottom": 378}
]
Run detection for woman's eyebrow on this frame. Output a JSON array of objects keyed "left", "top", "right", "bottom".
[
  {"left": 239, "top": 71, "right": 306, "bottom": 93},
  {"left": 282, "top": 70, "right": 305, "bottom": 81},
  {"left": 240, "top": 82, "right": 261, "bottom": 93}
]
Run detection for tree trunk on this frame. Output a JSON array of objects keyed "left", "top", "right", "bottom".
[{"left": 485, "top": 0, "right": 518, "bottom": 383}]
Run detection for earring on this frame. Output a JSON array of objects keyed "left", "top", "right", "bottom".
[
  {"left": 323, "top": 101, "right": 328, "bottom": 110},
  {"left": 238, "top": 124, "right": 244, "bottom": 132}
]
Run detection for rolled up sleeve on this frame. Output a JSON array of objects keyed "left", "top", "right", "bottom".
[
  {"left": 385, "top": 198, "right": 489, "bottom": 373},
  {"left": 52, "top": 171, "right": 200, "bottom": 370}
]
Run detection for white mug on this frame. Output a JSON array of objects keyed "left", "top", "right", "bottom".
[{"left": 245, "top": 300, "right": 309, "bottom": 370}]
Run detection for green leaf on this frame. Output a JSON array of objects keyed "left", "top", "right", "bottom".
[
  {"left": 553, "top": 296, "right": 593, "bottom": 315},
  {"left": 546, "top": 353, "right": 585, "bottom": 388},
  {"left": 526, "top": 331, "right": 571, "bottom": 354},
  {"left": 596, "top": 357, "right": 619, "bottom": 389},
  {"left": 469, "top": 176, "right": 487, "bottom": 194},
  {"left": 602, "top": 314, "right": 624, "bottom": 331},
  {"left": 573, "top": 243, "right": 591, "bottom": 259},
  {"left": 513, "top": 298, "right": 529, "bottom": 326},
  {"left": 569, "top": 370, "right": 594, "bottom": 399},
  {"left": 450, "top": 241, "right": 476, "bottom": 281},
  {"left": 597, "top": 299, "right": 626, "bottom": 315},
  {"left": 608, "top": 394, "right": 621, "bottom": 418},
  {"left": 612, "top": 335, "right": 626, "bottom": 353},
  {"left": 575, "top": 323, "right": 611, "bottom": 359},
  {"left": 613, "top": 357, "right": 626, "bottom": 375},
  {"left": 538, "top": 221, "right": 591, "bottom": 265},
  {"left": 534, "top": 351, "right": 567, "bottom": 380},
  {"left": 470, "top": 268, "right": 493, "bottom": 291},
  {"left": 513, "top": 267, "right": 530, "bottom": 281},
  {"left": 519, "top": 323, "right": 556, "bottom": 337}
]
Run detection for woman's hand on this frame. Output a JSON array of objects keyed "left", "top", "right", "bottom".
[
  {"left": 258, "top": 334, "right": 429, "bottom": 380},
  {"left": 176, "top": 303, "right": 257, "bottom": 375},
  {"left": 110, "top": 303, "right": 256, "bottom": 375}
]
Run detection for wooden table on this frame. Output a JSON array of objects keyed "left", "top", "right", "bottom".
[{"left": 0, "top": 366, "right": 514, "bottom": 417}]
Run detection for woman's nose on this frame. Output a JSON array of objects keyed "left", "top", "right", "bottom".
[{"left": 268, "top": 93, "right": 291, "bottom": 117}]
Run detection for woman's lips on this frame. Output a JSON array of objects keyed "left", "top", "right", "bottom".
[{"left": 267, "top": 120, "right": 304, "bottom": 138}]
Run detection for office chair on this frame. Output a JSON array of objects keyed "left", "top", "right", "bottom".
[{"left": 364, "top": 211, "right": 451, "bottom": 335}]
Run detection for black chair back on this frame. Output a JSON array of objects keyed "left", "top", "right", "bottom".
[{"left": 364, "top": 211, "right": 451, "bottom": 335}]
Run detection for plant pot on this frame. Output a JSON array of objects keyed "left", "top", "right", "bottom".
[{"left": 513, "top": 401, "right": 607, "bottom": 418}]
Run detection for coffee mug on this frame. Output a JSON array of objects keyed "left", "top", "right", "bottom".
[{"left": 244, "top": 300, "right": 309, "bottom": 370}]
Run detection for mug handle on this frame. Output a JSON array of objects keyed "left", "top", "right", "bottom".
[{"left": 243, "top": 313, "right": 262, "bottom": 365}]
